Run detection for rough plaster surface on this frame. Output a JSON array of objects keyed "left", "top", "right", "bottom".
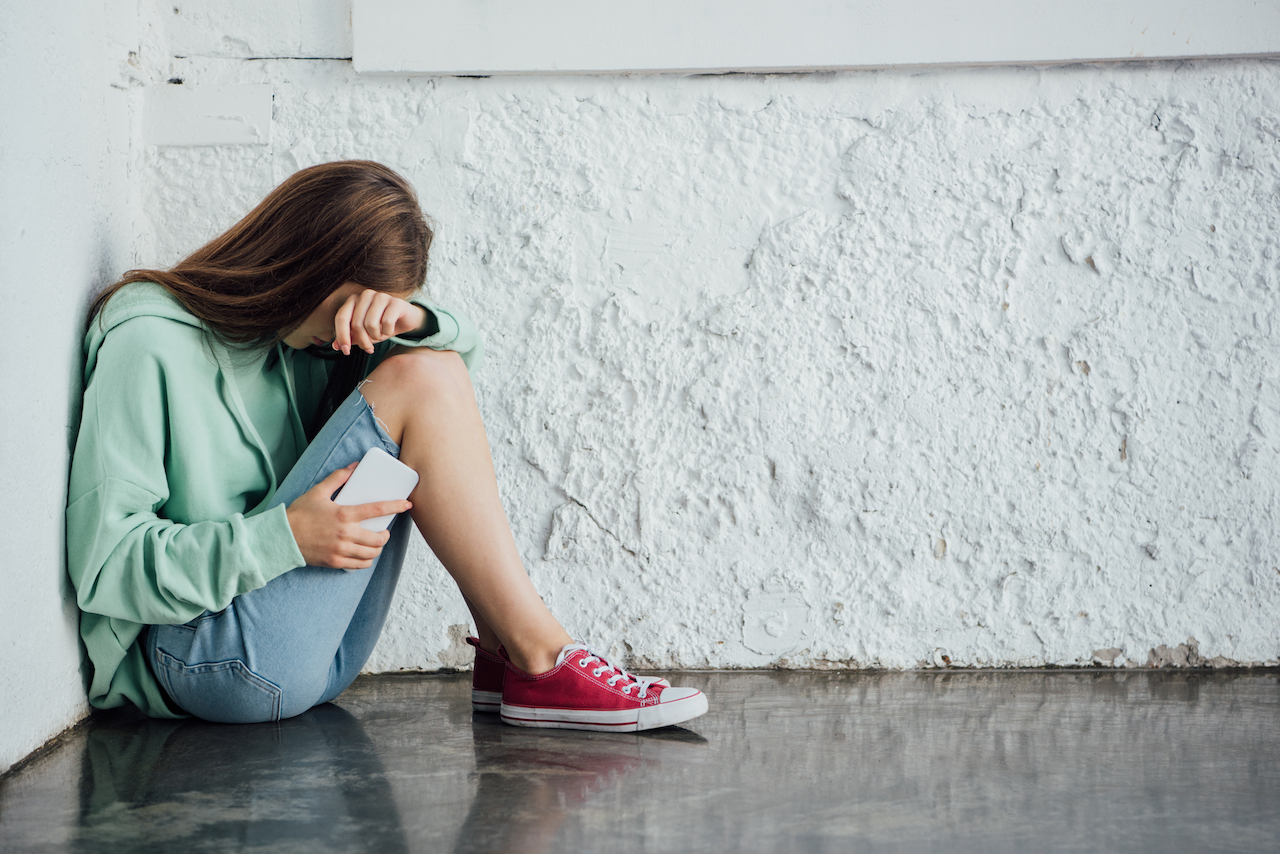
[{"left": 130, "top": 13, "right": 1280, "bottom": 672}]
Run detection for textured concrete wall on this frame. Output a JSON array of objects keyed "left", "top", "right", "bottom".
[
  {"left": 0, "top": 0, "right": 141, "bottom": 775},
  {"left": 134, "top": 3, "right": 1280, "bottom": 671}
]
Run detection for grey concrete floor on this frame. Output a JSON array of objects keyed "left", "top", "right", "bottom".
[{"left": 1, "top": 670, "right": 1278, "bottom": 853}]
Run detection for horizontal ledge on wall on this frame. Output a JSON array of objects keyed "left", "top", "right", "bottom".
[
  {"left": 352, "top": 0, "right": 1280, "bottom": 76},
  {"left": 143, "top": 84, "right": 273, "bottom": 147}
]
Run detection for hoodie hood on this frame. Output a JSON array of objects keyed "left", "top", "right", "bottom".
[
  {"left": 85, "top": 281, "right": 207, "bottom": 382},
  {"left": 82, "top": 280, "right": 302, "bottom": 501}
]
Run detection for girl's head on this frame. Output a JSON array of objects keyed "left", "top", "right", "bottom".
[{"left": 92, "top": 160, "right": 433, "bottom": 347}]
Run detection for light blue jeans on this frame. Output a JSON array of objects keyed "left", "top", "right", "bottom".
[{"left": 145, "top": 388, "right": 411, "bottom": 723}]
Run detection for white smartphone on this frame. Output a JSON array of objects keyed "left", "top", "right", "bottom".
[{"left": 333, "top": 447, "right": 420, "bottom": 532}]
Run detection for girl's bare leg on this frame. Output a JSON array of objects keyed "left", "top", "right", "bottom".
[
  {"left": 463, "top": 595, "right": 501, "bottom": 655},
  {"left": 357, "top": 348, "right": 572, "bottom": 675}
]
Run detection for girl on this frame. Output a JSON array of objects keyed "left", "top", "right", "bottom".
[{"left": 67, "top": 160, "right": 707, "bottom": 731}]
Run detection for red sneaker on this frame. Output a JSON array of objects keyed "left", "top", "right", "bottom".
[
  {"left": 466, "top": 636, "right": 505, "bottom": 713},
  {"left": 500, "top": 643, "right": 708, "bottom": 732}
]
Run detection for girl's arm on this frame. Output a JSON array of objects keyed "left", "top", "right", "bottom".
[
  {"left": 291, "top": 293, "right": 485, "bottom": 419},
  {"left": 333, "top": 290, "right": 485, "bottom": 371},
  {"left": 394, "top": 294, "right": 484, "bottom": 371}
]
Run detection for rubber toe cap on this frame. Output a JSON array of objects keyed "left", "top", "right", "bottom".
[{"left": 658, "top": 687, "right": 702, "bottom": 703}]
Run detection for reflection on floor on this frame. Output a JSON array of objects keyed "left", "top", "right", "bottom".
[{"left": 2, "top": 670, "right": 1278, "bottom": 852}]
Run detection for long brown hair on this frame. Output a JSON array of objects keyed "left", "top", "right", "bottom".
[{"left": 91, "top": 160, "right": 434, "bottom": 435}]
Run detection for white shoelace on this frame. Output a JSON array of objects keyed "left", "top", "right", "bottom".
[{"left": 563, "top": 644, "right": 660, "bottom": 698}]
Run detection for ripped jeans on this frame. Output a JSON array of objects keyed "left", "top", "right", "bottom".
[{"left": 145, "top": 388, "right": 411, "bottom": 723}]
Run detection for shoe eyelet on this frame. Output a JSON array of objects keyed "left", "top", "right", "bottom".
[{"left": 579, "top": 659, "right": 589, "bottom": 667}]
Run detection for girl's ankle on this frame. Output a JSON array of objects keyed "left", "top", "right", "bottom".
[
  {"left": 507, "top": 638, "right": 572, "bottom": 676},
  {"left": 474, "top": 634, "right": 502, "bottom": 656}
]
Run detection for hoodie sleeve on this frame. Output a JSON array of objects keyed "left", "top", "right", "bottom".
[
  {"left": 67, "top": 317, "right": 305, "bottom": 626},
  {"left": 383, "top": 295, "right": 485, "bottom": 371}
]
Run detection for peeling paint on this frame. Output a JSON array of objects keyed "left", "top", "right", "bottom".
[{"left": 435, "top": 624, "right": 474, "bottom": 669}]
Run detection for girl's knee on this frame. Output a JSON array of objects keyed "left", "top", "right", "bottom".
[
  {"left": 361, "top": 349, "right": 475, "bottom": 436},
  {"left": 372, "top": 347, "right": 468, "bottom": 395}
]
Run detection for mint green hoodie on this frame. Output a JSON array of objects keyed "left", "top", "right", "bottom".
[{"left": 67, "top": 282, "right": 483, "bottom": 718}]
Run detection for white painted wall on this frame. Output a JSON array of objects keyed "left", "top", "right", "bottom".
[
  {"left": 143, "top": 0, "right": 1280, "bottom": 672},
  {"left": 0, "top": 0, "right": 144, "bottom": 775}
]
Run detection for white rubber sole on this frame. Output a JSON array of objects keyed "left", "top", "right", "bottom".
[
  {"left": 472, "top": 689, "right": 502, "bottom": 714},
  {"left": 500, "top": 690, "right": 708, "bottom": 732}
]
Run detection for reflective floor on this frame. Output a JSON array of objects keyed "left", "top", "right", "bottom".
[{"left": 1, "top": 670, "right": 1278, "bottom": 852}]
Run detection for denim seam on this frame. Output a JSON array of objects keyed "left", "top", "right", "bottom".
[
  {"left": 353, "top": 383, "right": 400, "bottom": 456},
  {"left": 312, "top": 401, "right": 400, "bottom": 488},
  {"left": 152, "top": 646, "right": 180, "bottom": 704}
]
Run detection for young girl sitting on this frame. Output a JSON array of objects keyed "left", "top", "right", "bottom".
[{"left": 67, "top": 160, "right": 707, "bottom": 731}]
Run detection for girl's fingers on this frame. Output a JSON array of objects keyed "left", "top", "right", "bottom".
[
  {"left": 342, "top": 543, "right": 384, "bottom": 562},
  {"left": 315, "top": 462, "right": 357, "bottom": 494},
  {"left": 352, "top": 289, "right": 379, "bottom": 353},
  {"left": 333, "top": 293, "right": 357, "bottom": 355},
  {"left": 335, "top": 289, "right": 417, "bottom": 357},
  {"left": 361, "top": 292, "right": 391, "bottom": 352},
  {"left": 372, "top": 293, "right": 407, "bottom": 346},
  {"left": 381, "top": 298, "right": 402, "bottom": 339},
  {"left": 349, "top": 526, "right": 394, "bottom": 548},
  {"left": 355, "top": 499, "right": 412, "bottom": 522}
]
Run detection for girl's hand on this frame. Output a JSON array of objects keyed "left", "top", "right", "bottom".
[
  {"left": 332, "top": 289, "right": 428, "bottom": 356},
  {"left": 285, "top": 463, "right": 413, "bottom": 570}
]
